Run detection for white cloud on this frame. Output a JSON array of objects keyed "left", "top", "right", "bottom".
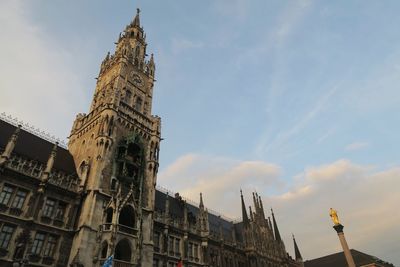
[
  {"left": 159, "top": 156, "right": 400, "bottom": 265},
  {"left": 158, "top": 154, "right": 282, "bottom": 218},
  {"left": 268, "top": 161, "right": 400, "bottom": 265},
  {"left": 0, "top": 0, "right": 87, "bottom": 140},
  {"left": 345, "top": 142, "right": 370, "bottom": 151}
]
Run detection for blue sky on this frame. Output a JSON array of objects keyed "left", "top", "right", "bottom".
[{"left": 1, "top": 0, "right": 400, "bottom": 264}]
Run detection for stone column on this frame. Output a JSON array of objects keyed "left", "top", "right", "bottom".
[{"left": 333, "top": 224, "right": 356, "bottom": 267}]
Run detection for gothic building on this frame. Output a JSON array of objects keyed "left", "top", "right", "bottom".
[{"left": 0, "top": 9, "right": 303, "bottom": 267}]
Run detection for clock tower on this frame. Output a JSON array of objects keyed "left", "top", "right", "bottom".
[{"left": 68, "top": 9, "right": 161, "bottom": 266}]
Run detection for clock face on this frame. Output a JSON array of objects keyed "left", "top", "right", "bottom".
[{"left": 131, "top": 72, "right": 143, "bottom": 87}]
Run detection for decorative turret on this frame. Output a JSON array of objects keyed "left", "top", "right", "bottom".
[
  {"left": 0, "top": 124, "right": 21, "bottom": 166},
  {"left": 197, "top": 193, "right": 209, "bottom": 233},
  {"left": 41, "top": 143, "right": 58, "bottom": 183}
]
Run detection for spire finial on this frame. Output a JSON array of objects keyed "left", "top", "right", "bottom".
[{"left": 132, "top": 8, "right": 141, "bottom": 27}]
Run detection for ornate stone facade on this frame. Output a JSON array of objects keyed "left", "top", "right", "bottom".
[{"left": 0, "top": 9, "right": 302, "bottom": 267}]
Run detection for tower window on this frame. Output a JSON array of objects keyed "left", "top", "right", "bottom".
[
  {"left": 110, "top": 178, "right": 117, "bottom": 191},
  {"left": 135, "top": 97, "right": 143, "bottom": 111},
  {"left": 125, "top": 90, "right": 132, "bottom": 104},
  {"left": 135, "top": 46, "right": 140, "bottom": 56}
]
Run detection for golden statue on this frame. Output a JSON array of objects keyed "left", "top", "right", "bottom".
[{"left": 329, "top": 208, "right": 340, "bottom": 225}]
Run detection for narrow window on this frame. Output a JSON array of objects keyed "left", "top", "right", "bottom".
[
  {"left": 11, "top": 189, "right": 27, "bottom": 209},
  {"left": 194, "top": 244, "right": 199, "bottom": 259},
  {"left": 43, "top": 199, "right": 56, "bottom": 218},
  {"left": 54, "top": 202, "right": 66, "bottom": 220},
  {"left": 135, "top": 46, "right": 140, "bottom": 57},
  {"left": 125, "top": 90, "right": 132, "bottom": 104},
  {"left": 135, "top": 97, "right": 143, "bottom": 111},
  {"left": 31, "top": 232, "right": 45, "bottom": 255},
  {"left": 0, "top": 185, "right": 14, "bottom": 205},
  {"left": 110, "top": 178, "right": 117, "bottom": 191},
  {"left": 153, "top": 232, "right": 160, "bottom": 251},
  {"left": 43, "top": 235, "right": 57, "bottom": 257},
  {"left": 0, "top": 225, "right": 15, "bottom": 249},
  {"left": 175, "top": 238, "right": 180, "bottom": 256},
  {"left": 168, "top": 237, "right": 174, "bottom": 255},
  {"left": 188, "top": 242, "right": 193, "bottom": 259},
  {"left": 101, "top": 241, "right": 108, "bottom": 259}
]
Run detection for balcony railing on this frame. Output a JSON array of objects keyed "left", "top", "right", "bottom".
[
  {"left": 117, "top": 224, "right": 138, "bottom": 236},
  {"left": 113, "top": 259, "right": 135, "bottom": 267},
  {"left": 101, "top": 223, "right": 138, "bottom": 236}
]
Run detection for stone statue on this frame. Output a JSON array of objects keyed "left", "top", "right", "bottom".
[{"left": 329, "top": 208, "right": 340, "bottom": 225}]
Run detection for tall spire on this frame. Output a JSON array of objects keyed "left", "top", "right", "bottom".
[
  {"left": 240, "top": 190, "right": 249, "bottom": 226},
  {"left": 293, "top": 234, "right": 303, "bottom": 262},
  {"left": 271, "top": 208, "right": 282, "bottom": 241}
]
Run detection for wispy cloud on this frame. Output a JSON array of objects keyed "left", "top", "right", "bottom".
[
  {"left": 171, "top": 37, "right": 204, "bottom": 55},
  {"left": 316, "top": 127, "right": 336, "bottom": 144},
  {"left": 345, "top": 142, "right": 370, "bottom": 151},
  {"left": 261, "top": 84, "right": 339, "bottom": 154}
]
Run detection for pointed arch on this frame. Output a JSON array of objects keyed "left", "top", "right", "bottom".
[
  {"left": 119, "top": 205, "right": 135, "bottom": 228},
  {"left": 101, "top": 241, "right": 108, "bottom": 259},
  {"left": 105, "top": 207, "right": 113, "bottom": 224},
  {"left": 114, "top": 239, "right": 132, "bottom": 262}
]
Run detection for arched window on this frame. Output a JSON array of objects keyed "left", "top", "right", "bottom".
[
  {"left": 101, "top": 241, "right": 108, "bottom": 259},
  {"left": 105, "top": 207, "right": 113, "bottom": 224},
  {"left": 119, "top": 205, "right": 135, "bottom": 228},
  {"left": 114, "top": 239, "right": 131, "bottom": 262}
]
